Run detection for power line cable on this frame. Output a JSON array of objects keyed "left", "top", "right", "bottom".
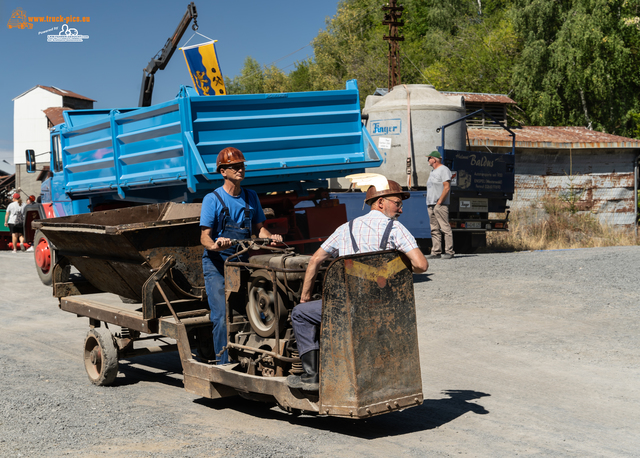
[{"left": 402, "top": 51, "right": 433, "bottom": 86}]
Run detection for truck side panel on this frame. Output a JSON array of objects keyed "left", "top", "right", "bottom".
[{"left": 56, "top": 81, "right": 381, "bottom": 203}]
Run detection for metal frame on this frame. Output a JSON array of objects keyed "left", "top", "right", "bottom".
[{"left": 437, "top": 108, "right": 517, "bottom": 158}]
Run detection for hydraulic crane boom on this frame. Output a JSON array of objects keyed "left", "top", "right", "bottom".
[{"left": 138, "top": 2, "right": 198, "bottom": 107}]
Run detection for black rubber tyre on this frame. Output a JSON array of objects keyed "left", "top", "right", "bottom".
[
  {"left": 34, "top": 230, "right": 53, "bottom": 286},
  {"left": 34, "top": 230, "right": 71, "bottom": 287},
  {"left": 83, "top": 327, "right": 119, "bottom": 386}
]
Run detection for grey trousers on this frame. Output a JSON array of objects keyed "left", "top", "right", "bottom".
[
  {"left": 428, "top": 204, "right": 454, "bottom": 255},
  {"left": 291, "top": 299, "right": 322, "bottom": 357}
]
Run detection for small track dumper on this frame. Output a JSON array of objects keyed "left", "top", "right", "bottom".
[{"left": 34, "top": 203, "right": 423, "bottom": 418}]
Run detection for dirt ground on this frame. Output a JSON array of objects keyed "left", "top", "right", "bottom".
[{"left": 1, "top": 246, "right": 639, "bottom": 457}]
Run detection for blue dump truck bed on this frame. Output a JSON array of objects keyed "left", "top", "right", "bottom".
[{"left": 49, "top": 80, "right": 380, "bottom": 210}]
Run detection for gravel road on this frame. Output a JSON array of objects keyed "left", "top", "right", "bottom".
[{"left": 1, "top": 246, "right": 639, "bottom": 457}]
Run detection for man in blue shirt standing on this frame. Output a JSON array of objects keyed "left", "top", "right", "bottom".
[{"left": 200, "top": 147, "right": 282, "bottom": 364}]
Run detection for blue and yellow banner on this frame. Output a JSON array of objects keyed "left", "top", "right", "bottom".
[{"left": 181, "top": 41, "right": 226, "bottom": 96}]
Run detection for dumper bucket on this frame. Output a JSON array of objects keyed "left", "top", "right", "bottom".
[
  {"left": 319, "top": 250, "right": 423, "bottom": 418},
  {"left": 33, "top": 203, "right": 204, "bottom": 306}
]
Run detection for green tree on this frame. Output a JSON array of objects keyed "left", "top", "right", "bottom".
[
  {"left": 511, "top": 0, "right": 640, "bottom": 136},
  {"left": 225, "top": 56, "right": 264, "bottom": 94},
  {"left": 310, "top": 0, "right": 388, "bottom": 98},
  {"left": 423, "top": 11, "right": 520, "bottom": 93},
  {"left": 263, "top": 65, "right": 291, "bottom": 93},
  {"left": 289, "top": 59, "right": 315, "bottom": 92}
]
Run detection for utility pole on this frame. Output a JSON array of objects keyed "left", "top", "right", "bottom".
[{"left": 382, "top": 1, "right": 404, "bottom": 91}]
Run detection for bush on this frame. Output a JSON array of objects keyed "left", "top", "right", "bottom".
[{"left": 488, "top": 195, "right": 638, "bottom": 251}]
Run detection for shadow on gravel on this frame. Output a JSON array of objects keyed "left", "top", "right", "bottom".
[
  {"left": 412, "top": 273, "right": 432, "bottom": 283},
  {"left": 195, "top": 389, "right": 490, "bottom": 438},
  {"left": 113, "top": 353, "right": 185, "bottom": 388}
]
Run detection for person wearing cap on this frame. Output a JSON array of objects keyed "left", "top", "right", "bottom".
[
  {"left": 286, "top": 178, "right": 428, "bottom": 391},
  {"left": 426, "top": 151, "right": 454, "bottom": 259},
  {"left": 5, "top": 193, "right": 26, "bottom": 253},
  {"left": 200, "top": 147, "right": 282, "bottom": 364}
]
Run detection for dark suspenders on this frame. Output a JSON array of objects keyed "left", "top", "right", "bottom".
[
  {"left": 212, "top": 189, "right": 251, "bottom": 231},
  {"left": 349, "top": 218, "right": 394, "bottom": 253}
]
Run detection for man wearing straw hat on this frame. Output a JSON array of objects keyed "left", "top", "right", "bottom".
[{"left": 286, "top": 175, "right": 428, "bottom": 391}]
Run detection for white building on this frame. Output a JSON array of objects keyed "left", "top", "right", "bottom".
[{"left": 12, "top": 85, "right": 94, "bottom": 196}]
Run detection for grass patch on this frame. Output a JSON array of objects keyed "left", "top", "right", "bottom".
[{"left": 488, "top": 195, "right": 639, "bottom": 251}]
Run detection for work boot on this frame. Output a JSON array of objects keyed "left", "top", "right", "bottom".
[{"left": 286, "top": 350, "right": 319, "bottom": 391}]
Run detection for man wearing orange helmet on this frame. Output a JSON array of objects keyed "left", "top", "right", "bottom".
[
  {"left": 200, "top": 147, "right": 282, "bottom": 364},
  {"left": 286, "top": 178, "right": 428, "bottom": 391}
]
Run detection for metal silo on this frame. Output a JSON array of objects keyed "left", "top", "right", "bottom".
[{"left": 361, "top": 84, "right": 466, "bottom": 188}]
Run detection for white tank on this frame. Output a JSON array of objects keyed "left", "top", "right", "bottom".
[{"left": 333, "top": 84, "right": 466, "bottom": 188}]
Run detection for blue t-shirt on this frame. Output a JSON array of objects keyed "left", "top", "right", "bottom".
[{"left": 200, "top": 186, "right": 266, "bottom": 240}]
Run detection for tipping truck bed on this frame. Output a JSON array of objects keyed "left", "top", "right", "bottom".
[
  {"left": 30, "top": 80, "right": 382, "bottom": 285},
  {"left": 45, "top": 80, "right": 381, "bottom": 213}
]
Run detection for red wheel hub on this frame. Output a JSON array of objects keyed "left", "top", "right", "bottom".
[{"left": 35, "top": 238, "right": 51, "bottom": 273}]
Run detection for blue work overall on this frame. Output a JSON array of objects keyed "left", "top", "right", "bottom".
[
  {"left": 291, "top": 218, "right": 394, "bottom": 357},
  {"left": 202, "top": 189, "right": 252, "bottom": 364}
]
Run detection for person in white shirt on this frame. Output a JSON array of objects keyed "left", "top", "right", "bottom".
[
  {"left": 286, "top": 178, "right": 428, "bottom": 391},
  {"left": 426, "top": 151, "right": 454, "bottom": 259},
  {"left": 5, "top": 193, "right": 25, "bottom": 253}
]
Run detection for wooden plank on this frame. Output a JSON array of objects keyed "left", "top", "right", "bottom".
[{"left": 60, "top": 297, "right": 154, "bottom": 333}]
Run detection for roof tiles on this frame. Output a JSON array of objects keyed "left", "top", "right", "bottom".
[
  {"left": 38, "top": 85, "right": 95, "bottom": 102},
  {"left": 43, "top": 107, "right": 72, "bottom": 126}
]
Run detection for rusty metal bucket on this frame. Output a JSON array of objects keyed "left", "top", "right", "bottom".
[
  {"left": 319, "top": 250, "right": 423, "bottom": 418},
  {"left": 33, "top": 203, "right": 204, "bottom": 305}
]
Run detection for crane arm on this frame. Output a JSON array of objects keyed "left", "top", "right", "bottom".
[{"left": 139, "top": 2, "right": 198, "bottom": 107}]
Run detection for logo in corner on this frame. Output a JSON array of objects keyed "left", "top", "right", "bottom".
[
  {"left": 48, "top": 24, "right": 89, "bottom": 42},
  {"left": 7, "top": 8, "right": 33, "bottom": 29}
]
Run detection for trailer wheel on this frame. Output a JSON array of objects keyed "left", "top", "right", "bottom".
[
  {"left": 34, "top": 230, "right": 54, "bottom": 285},
  {"left": 34, "top": 230, "right": 70, "bottom": 286},
  {"left": 83, "top": 327, "right": 119, "bottom": 386}
]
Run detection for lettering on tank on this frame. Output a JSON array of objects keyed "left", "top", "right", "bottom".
[{"left": 370, "top": 119, "right": 402, "bottom": 136}]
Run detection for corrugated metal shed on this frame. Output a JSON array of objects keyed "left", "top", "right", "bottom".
[
  {"left": 469, "top": 127, "right": 639, "bottom": 227},
  {"left": 468, "top": 126, "right": 640, "bottom": 149},
  {"left": 443, "top": 92, "right": 516, "bottom": 128},
  {"left": 441, "top": 92, "right": 516, "bottom": 104}
]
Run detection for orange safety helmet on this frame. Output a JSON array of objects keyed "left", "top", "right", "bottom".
[
  {"left": 364, "top": 179, "right": 410, "bottom": 206},
  {"left": 216, "top": 147, "right": 246, "bottom": 172}
]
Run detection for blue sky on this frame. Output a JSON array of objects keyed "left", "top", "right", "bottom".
[{"left": 0, "top": 0, "right": 340, "bottom": 172}]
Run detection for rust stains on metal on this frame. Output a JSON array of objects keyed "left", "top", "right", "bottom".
[
  {"left": 319, "top": 250, "right": 423, "bottom": 418},
  {"left": 512, "top": 172, "right": 637, "bottom": 226},
  {"left": 34, "top": 203, "right": 205, "bottom": 304},
  {"left": 468, "top": 126, "right": 640, "bottom": 149}
]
